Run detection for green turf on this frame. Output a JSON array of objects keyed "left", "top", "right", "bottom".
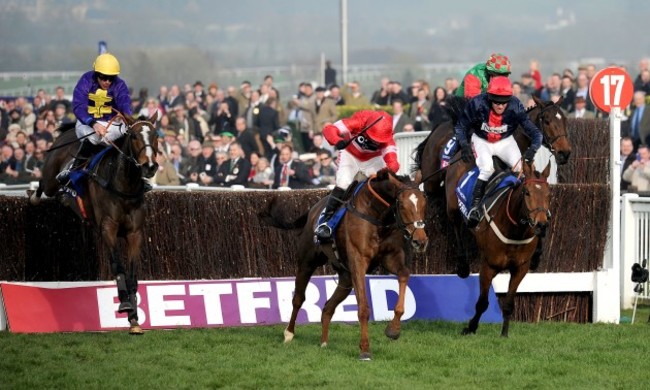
[{"left": 2, "top": 312, "right": 649, "bottom": 389}]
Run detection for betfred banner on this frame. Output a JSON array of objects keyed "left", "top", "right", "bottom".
[{"left": 0, "top": 275, "right": 502, "bottom": 333}]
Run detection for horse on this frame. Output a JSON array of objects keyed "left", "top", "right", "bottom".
[
  {"left": 260, "top": 168, "right": 428, "bottom": 360},
  {"left": 413, "top": 95, "right": 570, "bottom": 199},
  {"left": 447, "top": 158, "right": 551, "bottom": 337},
  {"left": 30, "top": 112, "right": 160, "bottom": 334},
  {"left": 413, "top": 95, "right": 569, "bottom": 275}
]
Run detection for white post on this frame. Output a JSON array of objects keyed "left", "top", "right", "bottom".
[
  {"left": 593, "top": 107, "right": 621, "bottom": 323},
  {"left": 340, "top": 0, "right": 348, "bottom": 85},
  {"left": 620, "top": 193, "right": 640, "bottom": 308},
  {"left": 319, "top": 52, "right": 325, "bottom": 87}
]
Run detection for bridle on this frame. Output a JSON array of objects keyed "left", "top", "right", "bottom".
[
  {"left": 363, "top": 175, "right": 426, "bottom": 241},
  {"left": 505, "top": 174, "right": 551, "bottom": 228},
  {"left": 104, "top": 115, "right": 157, "bottom": 169},
  {"left": 532, "top": 103, "right": 568, "bottom": 154}
]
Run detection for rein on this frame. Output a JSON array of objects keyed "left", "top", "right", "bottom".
[{"left": 346, "top": 175, "right": 426, "bottom": 241}]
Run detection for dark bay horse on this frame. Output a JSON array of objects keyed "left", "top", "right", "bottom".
[
  {"left": 30, "top": 112, "right": 159, "bottom": 334},
  {"left": 413, "top": 95, "right": 570, "bottom": 199},
  {"left": 261, "top": 168, "right": 428, "bottom": 360},
  {"left": 447, "top": 160, "right": 552, "bottom": 336}
]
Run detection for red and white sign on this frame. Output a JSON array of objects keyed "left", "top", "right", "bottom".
[{"left": 589, "top": 67, "right": 634, "bottom": 113}]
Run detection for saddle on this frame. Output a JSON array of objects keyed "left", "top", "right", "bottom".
[{"left": 455, "top": 166, "right": 520, "bottom": 224}]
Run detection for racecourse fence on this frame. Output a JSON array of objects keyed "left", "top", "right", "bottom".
[{"left": 0, "top": 118, "right": 616, "bottom": 323}]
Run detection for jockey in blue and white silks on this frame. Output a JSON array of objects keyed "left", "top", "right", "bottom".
[{"left": 454, "top": 76, "right": 542, "bottom": 228}]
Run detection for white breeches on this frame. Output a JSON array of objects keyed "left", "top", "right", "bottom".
[
  {"left": 335, "top": 150, "right": 386, "bottom": 189},
  {"left": 471, "top": 134, "right": 522, "bottom": 181},
  {"left": 75, "top": 120, "right": 126, "bottom": 145}
]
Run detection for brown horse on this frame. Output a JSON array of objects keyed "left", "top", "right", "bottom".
[
  {"left": 30, "top": 112, "right": 159, "bottom": 334},
  {"left": 447, "top": 160, "right": 551, "bottom": 336},
  {"left": 261, "top": 168, "right": 428, "bottom": 360},
  {"left": 413, "top": 95, "right": 570, "bottom": 199}
]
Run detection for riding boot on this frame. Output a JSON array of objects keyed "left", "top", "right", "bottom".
[
  {"left": 56, "top": 140, "right": 94, "bottom": 184},
  {"left": 315, "top": 186, "right": 346, "bottom": 240},
  {"left": 467, "top": 179, "right": 487, "bottom": 228}
]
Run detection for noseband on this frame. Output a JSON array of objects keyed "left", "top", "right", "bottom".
[{"left": 534, "top": 104, "right": 568, "bottom": 153}]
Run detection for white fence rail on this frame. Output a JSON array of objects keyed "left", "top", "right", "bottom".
[{"left": 621, "top": 194, "right": 650, "bottom": 308}]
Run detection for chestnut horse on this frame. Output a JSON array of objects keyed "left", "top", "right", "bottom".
[
  {"left": 447, "top": 160, "right": 552, "bottom": 336},
  {"left": 413, "top": 95, "right": 570, "bottom": 199},
  {"left": 261, "top": 168, "right": 428, "bottom": 360},
  {"left": 30, "top": 112, "right": 159, "bottom": 334}
]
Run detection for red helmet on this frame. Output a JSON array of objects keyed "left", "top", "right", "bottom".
[
  {"left": 486, "top": 76, "right": 513, "bottom": 103},
  {"left": 365, "top": 111, "right": 393, "bottom": 143},
  {"left": 486, "top": 53, "right": 511, "bottom": 75}
]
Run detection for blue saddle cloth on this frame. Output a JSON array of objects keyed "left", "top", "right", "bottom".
[
  {"left": 67, "top": 146, "right": 112, "bottom": 197},
  {"left": 455, "top": 167, "right": 520, "bottom": 221},
  {"left": 316, "top": 180, "right": 367, "bottom": 241}
]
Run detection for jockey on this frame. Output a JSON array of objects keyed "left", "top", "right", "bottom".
[
  {"left": 314, "top": 110, "right": 400, "bottom": 240},
  {"left": 56, "top": 53, "right": 133, "bottom": 184},
  {"left": 455, "top": 53, "right": 511, "bottom": 98},
  {"left": 455, "top": 76, "right": 542, "bottom": 228}
]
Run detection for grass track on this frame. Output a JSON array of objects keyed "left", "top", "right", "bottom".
[{"left": 2, "top": 309, "right": 650, "bottom": 390}]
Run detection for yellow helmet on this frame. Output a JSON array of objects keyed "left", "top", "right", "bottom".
[{"left": 93, "top": 53, "right": 120, "bottom": 75}]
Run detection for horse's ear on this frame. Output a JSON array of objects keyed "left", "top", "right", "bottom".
[
  {"left": 542, "top": 161, "right": 551, "bottom": 179},
  {"left": 148, "top": 110, "right": 158, "bottom": 124},
  {"left": 555, "top": 95, "right": 564, "bottom": 106},
  {"left": 532, "top": 95, "right": 544, "bottom": 107}
]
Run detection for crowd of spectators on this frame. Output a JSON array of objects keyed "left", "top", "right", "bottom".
[{"left": 2, "top": 58, "right": 650, "bottom": 194}]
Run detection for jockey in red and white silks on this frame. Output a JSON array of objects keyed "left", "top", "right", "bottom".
[{"left": 315, "top": 110, "right": 400, "bottom": 239}]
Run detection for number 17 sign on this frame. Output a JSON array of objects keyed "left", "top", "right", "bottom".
[{"left": 589, "top": 66, "right": 634, "bottom": 113}]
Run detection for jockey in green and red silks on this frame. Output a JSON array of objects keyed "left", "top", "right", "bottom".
[
  {"left": 455, "top": 53, "right": 512, "bottom": 98},
  {"left": 57, "top": 53, "right": 133, "bottom": 184}
]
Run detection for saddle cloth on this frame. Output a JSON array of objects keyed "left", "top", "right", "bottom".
[
  {"left": 455, "top": 167, "right": 520, "bottom": 223},
  {"left": 67, "top": 146, "right": 112, "bottom": 197}
]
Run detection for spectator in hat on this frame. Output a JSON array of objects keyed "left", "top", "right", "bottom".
[
  {"left": 196, "top": 140, "right": 218, "bottom": 186},
  {"left": 220, "top": 131, "right": 235, "bottom": 152},
  {"left": 313, "top": 86, "right": 338, "bottom": 134},
  {"left": 569, "top": 96, "right": 595, "bottom": 119},
  {"left": 179, "top": 140, "right": 203, "bottom": 184}
]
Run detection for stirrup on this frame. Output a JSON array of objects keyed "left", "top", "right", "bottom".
[{"left": 315, "top": 223, "right": 333, "bottom": 239}]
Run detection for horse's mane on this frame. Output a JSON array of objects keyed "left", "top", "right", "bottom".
[{"left": 443, "top": 95, "right": 469, "bottom": 125}]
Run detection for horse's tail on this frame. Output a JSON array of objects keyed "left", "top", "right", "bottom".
[
  {"left": 444, "top": 95, "right": 469, "bottom": 125},
  {"left": 258, "top": 198, "right": 309, "bottom": 230}
]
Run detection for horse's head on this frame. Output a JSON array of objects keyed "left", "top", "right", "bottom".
[
  {"left": 122, "top": 111, "right": 160, "bottom": 178},
  {"left": 531, "top": 96, "right": 571, "bottom": 165},
  {"left": 376, "top": 169, "right": 429, "bottom": 253},
  {"left": 521, "top": 162, "right": 552, "bottom": 236}
]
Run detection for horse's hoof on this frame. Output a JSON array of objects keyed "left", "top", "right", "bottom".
[
  {"left": 129, "top": 324, "right": 144, "bottom": 335},
  {"left": 359, "top": 352, "right": 372, "bottom": 361},
  {"left": 118, "top": 302, "right": 134, "bottom": 313},
  {"left": 320, "top": 342, "right": 328, "bottom": 348},
  {"left": 384, "top": 326, "right": 401, "bottom": 340},
  {"left": 283, "top": 328, "right": 294, "bottom": 343},
  {"left": 461, "top": 327, "right": 475, "bottom": 336}
]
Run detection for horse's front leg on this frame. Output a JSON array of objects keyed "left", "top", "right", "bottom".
[
  {"left": 102, "top": 218, "right": 131, "bottom": 314},
  {"left": 284, "top": 256, "right": 320, "bottom": 343},
  {"left": 382, "top": 251, "right": 409, "bottom": 340},
  {"left": 125, "top": 229, "right": 144, "bottom": 335},
  {"left": 320, "top": 271, "right": 352, "bottom": 348},
  {"left": 500, "top": 261, "right": 530, "bottom": 337},
  {"left": 462, "top": 260, "right": 497, "bottom": 335},
  {"left": 350, "top": 258, "right": 372, "bottom": 361}
]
